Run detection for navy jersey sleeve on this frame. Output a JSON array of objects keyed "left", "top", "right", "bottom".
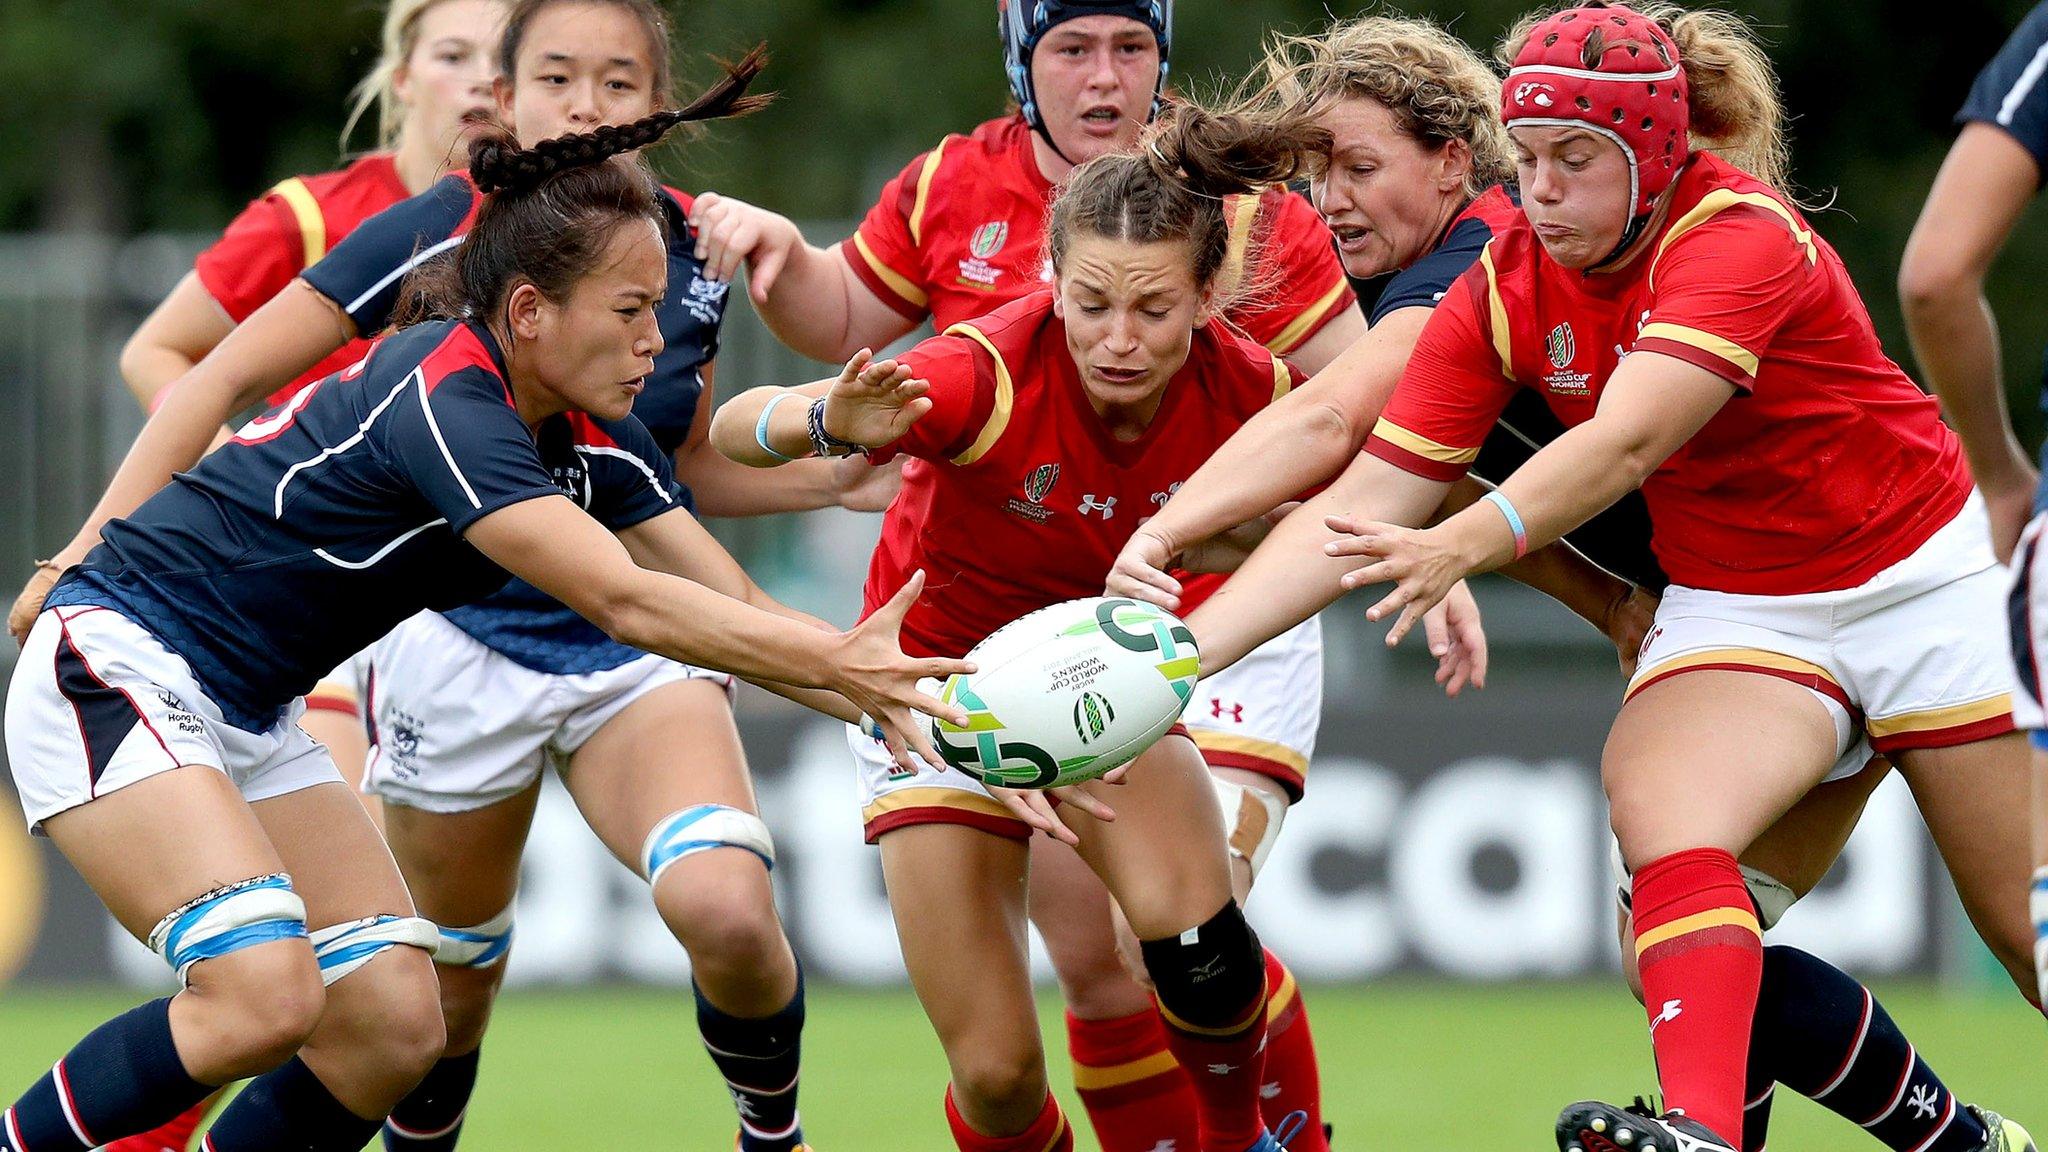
[
  {"left": 1368, "top": 215, "right": 1495, "bottom": 325},
  {"left": 576, "top": 412, "right": 686, "bottom": 531},
  {"left": 1959, "top": 1, "right": 2048, "bottom": 181},
  {"left": 377, "top": 367, "right": 560, "bottom": 535},
  {"left": 301, "top": 174, "right": 477, "bottom": 334}
]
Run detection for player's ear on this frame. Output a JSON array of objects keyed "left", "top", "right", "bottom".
[
  {"left": 505, "top": 282, "right": 546, "bottom": 341},
  {"left": 494, "top": 73, "right": 516, "bottom": 123},
  {"left": 1438, "top": 137, "right": 1472, "bottom": 196},
  {"left": 1050, "top": 280, "right": 1068, "bottom": 320},
  {"left": 1191, "top": 286, "right": 1219, "bottom": 329}
]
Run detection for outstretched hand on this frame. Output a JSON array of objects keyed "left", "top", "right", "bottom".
[
  {"left": 1324, "top": 515, "right": 1476, "bottom": 648},
  {"left": 821, "top": 350, "right": 931, "bottom": 450}
]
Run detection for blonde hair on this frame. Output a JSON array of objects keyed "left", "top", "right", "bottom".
[
  {"left": 341, "top": 0, "right": 467, "bottom": 153},
  {"left": 1254, "top": 14, "right": 1513, "bottom": 200},
  {"left": 1499, "top": 1, "right": 1792, "bottom": 193}
]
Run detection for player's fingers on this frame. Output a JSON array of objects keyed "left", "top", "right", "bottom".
[
  {"left": 749, "top": 245, "right": 787, "bottom": 306},
  {"left": 1323, "top": 513, "right": 1363, "bottom": 536},
  {"left": 1423, "top": 599, "right": 1452, "bottom": 658},
  {"left": 1385, "top": 597, "right": 1432, "bottom": 648},
  {"left": 1053, "top": 785, "right": 1117, "bottom": 823},
  {"left": 1365, "top": 583, "right": 1410, "bottom": 624},
  {"left": 1098, "top": 763, "right": 1131, "bottom": 786},
  {"left": 839, "top": 348, "right": 875, "bottom": 384},
  {"left": 1340, "top": 559, "right": 1401, "bottom": 591},
  {"left": 995, "top": 789, "right": 1072, "bottom": 843}
]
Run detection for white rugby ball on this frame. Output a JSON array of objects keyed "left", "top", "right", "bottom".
[{"left": 931, "top": 596, "right": 1200, "bottom": 790}]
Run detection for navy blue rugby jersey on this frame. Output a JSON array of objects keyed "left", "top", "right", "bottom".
[
  {"left": 299, "top": 171, "right": 729, "bottom": 673},
  {"left": 1959, "top": 2, "right": 2048, "bottom": 183},
  {"left": 45, "top": 320, "right": 683, "bottom": 732}
]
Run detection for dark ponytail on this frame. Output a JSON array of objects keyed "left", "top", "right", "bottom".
[
  {"left": 1047, "top": 102, "right": 1329, "bottom": 301},
  {"left": 400, "top": 47, "right": 770, "bottom": 324}
]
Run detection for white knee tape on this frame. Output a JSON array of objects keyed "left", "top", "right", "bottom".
[
  {"left": 435, "top": 904, "right": 517, "bottom": 969},
  {"left": 1212, "top": 777, "right": 1288, "bottom": 881},
  {"left": 1611, "top": 842, "right": 1799, "bottom": 933},
  {"left": 640, "top": 804, "right": 775, "bottom": 888},
  {"left": 309, "top": 915, "right": 439, "bottom": 986},
  {"left": 147, "top": 874, "right": 310, "bottom": 982}
]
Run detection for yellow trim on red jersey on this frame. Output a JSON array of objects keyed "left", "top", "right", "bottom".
[
  {"left": 1637, "top": 322, "right": 1761, "bottom": 378},
  {"left": 1218, "top": 192, "right": 1262, "bottom": 299},
  {"left": 1634, "top": 906, "right": 1761, "bottom": 955},
  {"left": 1265, "top": 276, "right": 1350, "bottom": 356},
  {"left": 908, "top": 137, "right": 948, "bottom": 248},
  {"left": 269, "top": 177, "right": 328, "bottom": 269},
  {"left": 1190, "top": 730, "right": 1308, "bottom": 776},
  {"left": 1652, "top": 188, "right": 1817, "bottom": 293},
  {"left": 1866, "top": 693, "right": 2013, "bottom": 739},
  {"left": 1071, "top": 1050, "right": 1180, "bottom": 1091},
  {"left": 850, "top": 232, "right": 930, "bottom": 309},
  {"left": 1268, "top": 352, "right": 1293, "bottom": 402},
  {"left": 1368, "top": 419, "right": 1481, "bottom": 465},
  {"left": 860, "top": 786, "right": 1015, "bottom": 824},
  {"left": 940, "top": 321, "right": 1015, "bottom": 466},
  {"left": 1479, "top": 242, "right": 1515, "bottom": 381}
]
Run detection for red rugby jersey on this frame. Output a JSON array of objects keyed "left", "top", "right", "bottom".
[
  {"left": 1365, "top": 152, "right": 1969, "bottom": 596},
  {"left": 194, "top": 153, "right": 413, "bottom": 404},
  {"left": 844, "top": 114, "right": 1356, "bottom": 356},
  {"left": 862, "top": 289, "right": 1303, "bottom": 658}
]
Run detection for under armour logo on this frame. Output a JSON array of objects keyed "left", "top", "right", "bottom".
[
  {"left": 1907, "top": 1084, "right": 1939, "bottom": 1121},
  {"left": 1210, "top": 700, "right": 1244, "bottom": 723},
  {"left": 1649, "top": 998, "right": 1683, "bottom": 1033},
  {"left": 1260, "top": 1082, "right": 1282, "bottom": 1099},
  {"left": 1079, "top": 495, "right": 1117, "bottom": 518},
  {"left": 1150, "top": 482, "right": 1182, "bottom": 508}
]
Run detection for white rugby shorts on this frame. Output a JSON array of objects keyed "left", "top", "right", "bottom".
[
  {"left": 1628, "top": 496, "right": 2015, "bottom": 779},
  {"left": 1184, "top": 615, "right": 1322, "bottom": 801},
  {"left": 6, "top": 606, "right": 338, "bottom": 831},
  {"left": 362, "top": 611, "right": 733, "bottom": 813}
]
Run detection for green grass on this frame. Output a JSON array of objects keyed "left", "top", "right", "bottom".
[{"left": 1, "top": 983, "right": 2042, "bottom": 1149}]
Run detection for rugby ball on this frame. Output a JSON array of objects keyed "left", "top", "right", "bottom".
[{"left": 931, "top": 597, "right": 1200, "bottom": 789}]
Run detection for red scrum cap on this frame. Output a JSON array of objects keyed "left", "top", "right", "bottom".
[{"left": 1503, "top": 4, "right": 1689, "bottom": 219}]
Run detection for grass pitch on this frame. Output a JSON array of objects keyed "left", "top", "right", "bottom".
[{"left": 1, "top": 982, "right": 2040, "bottom": 1149}]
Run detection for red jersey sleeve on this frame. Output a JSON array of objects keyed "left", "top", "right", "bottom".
[
  {"left": 843, "top": 146, "right": 940, "bottom": 322},
  {"left": 1228, "top": 188, "right": 1358, "bottom": 355},
  {"left": 1634, "top": 203, "right": 1819, "bottom": 392},
  {"left": 193, "top": 188, "right": 310, "bottom": 322},
  {"left": 1364, "top": 266, "right": 1518, "bottom": 482},
  {"left": 871, "top": 331, "right": 1000, "bottom": 464}
]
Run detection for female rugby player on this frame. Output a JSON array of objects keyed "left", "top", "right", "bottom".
[
  {"left": 712, "top": 104, "right": 1347, "bottom": 1152},
  {"left": 105, "top": 6, "right": 891, "bottom": 1150},
  {"left": 1108, "top": 6, "right": 2033, "bottom": 1149},
  {"left": 2, "top": 101, "right": 957, "bottom": 1152}
]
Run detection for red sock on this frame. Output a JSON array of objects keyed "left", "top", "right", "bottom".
[
  {"left": 1066, "top": 1009, "right": 1200, "bottom": 1152},
  {"left": 1631, "top": 847, "right": 1764, "bottom": 1146},
  {"left": 943, "top": 1086, "right": 1075, "bottom": 1152},
  {"left": 1157, "top": 995, "right": 1268, "bottom": 1151},
  {"left": 98, "top": 1091, "right": 221, "bottom": 1152},
  {"left": 1259, "top": 951, "right": 1327, "bottom": 1152}
]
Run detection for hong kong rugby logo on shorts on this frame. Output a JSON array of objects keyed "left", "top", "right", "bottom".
[
  {"left": 384, "top": 709, "right": 426, "bottom": 779},
  {"left": 1542, "top": 322, "right": 1592, "bottom": 397},
  {"left": 957, "top": 221, "right": 1009, "bottom": 290}
]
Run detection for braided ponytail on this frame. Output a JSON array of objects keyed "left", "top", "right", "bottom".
[{"left": 398, "top": 47, "right": 769, "bottom": 325}]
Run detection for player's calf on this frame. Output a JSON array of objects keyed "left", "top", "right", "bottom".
[{"left": 1141, "top": 900, "right": 1271, "bottom": 1152}]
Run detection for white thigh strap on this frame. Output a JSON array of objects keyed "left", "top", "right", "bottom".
[
  {"left": 641, "top": 804, "right": 775, "bottom": 888},
  {"left": 435, "top": 904, "right": 516, "bottom": 969},
  {"left": 147, "top": 874, "right": 309, "bottom": 982},
  {"left": 2032, "top": 868, "right": 2047, "bottom": 1009},
  {"left": 309, "top": 915, "right": 440, "bottom": 986}
]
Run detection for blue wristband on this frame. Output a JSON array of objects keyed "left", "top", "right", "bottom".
[
  {"left": 1481, "top": 490, "right": 1529, "bottom": 558},
  {"left": 755, "top": 393, "right": 801, "bottom": 463}
]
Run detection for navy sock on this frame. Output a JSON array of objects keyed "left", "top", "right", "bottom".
[
  {"left": 696, "top": 973, "right": 805, "bottom": 1152},
  {"left": 1, "top": 998, "right": 212, "bottom": 1152},
  {"left": 382, "top": 1049, "right": 480, "bottom": 1151},
  {"left": 204, "top": 1057, "right": 381, "bottom": 1152},
  {"left": 1748, "top": 946, "right": 1986, "bottom": 1152}
]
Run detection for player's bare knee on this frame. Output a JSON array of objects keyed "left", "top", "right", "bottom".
[
  {"left": 948, "top": 1044, "right": 1048, "bottom": 1120},
  {"left": 187, "top": 942, "right": 327, "bottom": 1075},
  {"left": 656, "top": 856, "right": 782, "bottom": 967},
  {"left": 348, "top": 947, "right": 447, "bottom": 1081},
  {"left": 435, "top": 964, "right": 507, "bottom": 1054}
]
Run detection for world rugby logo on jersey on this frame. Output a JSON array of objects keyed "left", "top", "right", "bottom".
[
  {"left": 1003, "top": 462, "right": 1059, "bottom": 524},
  {"left": 1541, "top": 322, "right": 1592, "bottom": 397},
  {"left": 957, "top": 221, "right": 1008, "bottom": 290}
]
